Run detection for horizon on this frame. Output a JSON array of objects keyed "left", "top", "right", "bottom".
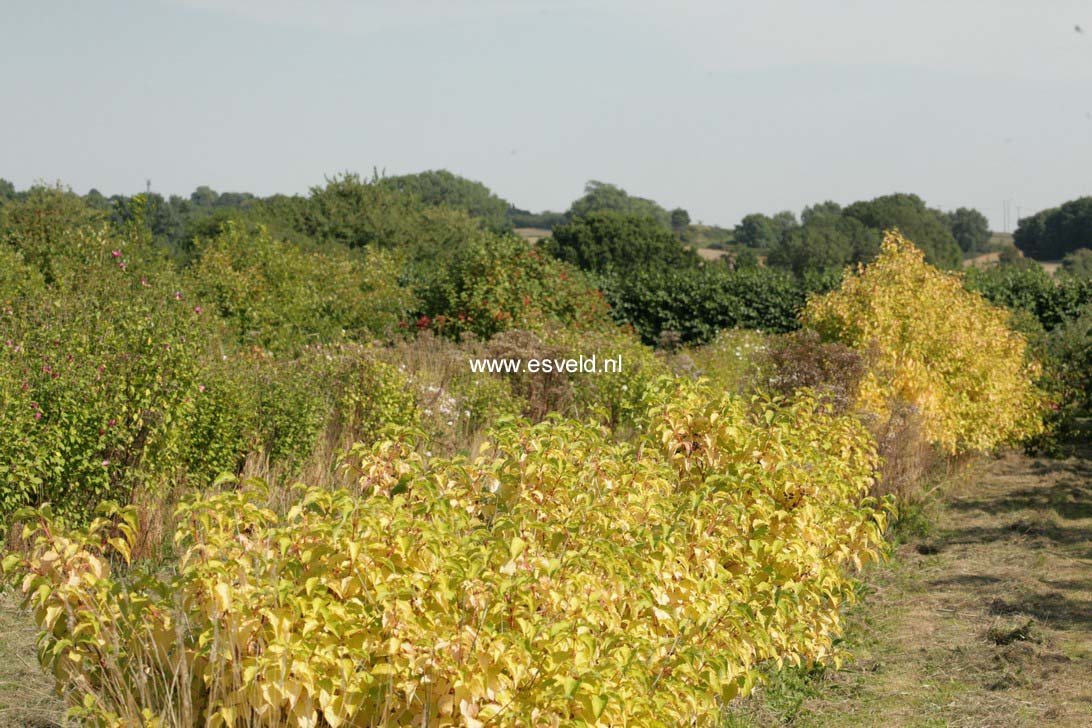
[{"left": 4, "top": 1, "right": 1092, "bottom": 231}]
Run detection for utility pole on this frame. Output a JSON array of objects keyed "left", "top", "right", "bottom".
[{"left": 145, "top": 179, "right": 153, "bottom": 239}]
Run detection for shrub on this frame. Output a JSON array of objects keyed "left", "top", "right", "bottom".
[
  {"left": 1059, "top": 248, "right": 1092, "bottom": 280},
  {"left": 543, "top": 210, "right": 698, "bottom": 274},
  {"left": 965, "top": 265, "right": 1092, "bottom": 331},
  {"left": 478, "top": 330, "right": 574, "bottom": 421},
  {"left": 188, "top": 222, "right": 415, "bottom": 354},
  {"left": 332, "top": 351, "right": 420, "bottom": 447},
  {"left": 1039, "top": 305, "right": 1092, "bottom": 420},
  {"left": 600, "top": 266, "right": 838, "bottom": 346},
  {"left": 0, "top": 232, "right": 211, "bottom": 521},
  {"left": 415, "top": 234, "right": 613, "bottom": 340},
  {"left": 756, "top": 329, "right": 867, "bottom": 416},
  {"left": 803, "top": 230, "right": 1043, "bottom": 454},
  {"left": 550, "top": 327, "right": 671, "bottom": 433},
  {"left": 5, "top": 381, "right": 888, "bottom": 726},
  {"left": 0, "top": 183, "right": 105, "bottom": 285},
  {"left": 246, "top": 352, "right": 340, "bottom": 471},
  {"left": 684, "top": 329, "right": 770, "bottom": 393},
  {"left": 366, "top": 333, "right": 527, "bottom": 455},
  {"left": 0, "top": 246, "right": 45, "bottom": 305}
]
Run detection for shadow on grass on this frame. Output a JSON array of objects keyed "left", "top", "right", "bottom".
[
  {"left": 986, "top": 591, "right": 1092, "bottom": 631},
  {"left": 950, "top": 463, "right": 1092, "bottom": 522},
  {"left": 927, "top": 573, "right": 1004, "bottom": 588}
]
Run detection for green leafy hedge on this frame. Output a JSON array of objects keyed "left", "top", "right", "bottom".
[{"left": 599, "top": 267, "right": 840, "bottom": 345}]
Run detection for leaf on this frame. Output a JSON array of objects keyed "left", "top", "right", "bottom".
[
  {"left": 509, "top": 536, "right": 527, "bottom": 560},
  {"left": 591, "top": 694, "right": 608, "bottom": 719}
]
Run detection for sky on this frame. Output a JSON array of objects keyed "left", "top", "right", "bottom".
[{"left": 3, "top": 0, "right": 1091, "bottom": 231}]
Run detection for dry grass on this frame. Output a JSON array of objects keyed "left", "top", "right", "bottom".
[
  {"left": 514, "top": 227, "right": 551, "bottom": 244},
  {"left": 698, "top": 247, "right": 732, "bottom": 261},
  {"left": 0, "top": 592, "right": 66, "bottom": 727},
  {"left": 727, "top": 444, "right": 1092, "bottom": 727}
]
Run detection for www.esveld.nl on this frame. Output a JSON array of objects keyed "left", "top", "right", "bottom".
[{"left": 468, "top": 354, "right": 623, "bottom": 374}]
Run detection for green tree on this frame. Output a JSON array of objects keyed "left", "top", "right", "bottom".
[
  {"left": 544, "top": 210, "right": 698, "bottom": 273},
  {"left": 1013, "top": 208, "right": 1053, "bottom": 259},
  {"left": 945, "top": 207, "right": 991, "bottom": 254},
  {"left": 0, "top": 178, "right": 15, "bottom": 200},
  {"left": 1014, "top": 197, "right": 1092, "bottom": 260},
  {"left": 565, "top": 181, "right": 671, "bottom": 228},
  {"left": 301, "top": 173, "right": 484, "bottom": 262},
  {"left": 83, "top": 188, "right": 110, "bottom": 211},
  {"left": 801, "top": 201, "right": 842, "bottom": 224},
  {"left": 379, "top": 169, "right": 512, "bottom": 233},
  {"left": 771, "top": 210, "right": 799, "bottom": 240},
  {"left": 842, "top": 193, "right": 962, "bottom": 268},
  {"left": 506, "top": 206, "right": 565, "bottom": 230},
  {"left": 670, "top": 207, "right": 691, "bottom": 236},
  {"left": 189, "top": 185, "right": 219, "bottom": 209},
  {"left": 767, "top": 216, "right": 880, "bottom": 276},
  {"left": 734, "top": 213, "right": 780, "bottom": 249}
]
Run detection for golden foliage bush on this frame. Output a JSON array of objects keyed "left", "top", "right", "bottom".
[
  {"left": 4, "top": 380, "right": 888, "bottom": 727},
  {"left": 802, "top": 231, "right": 1043, "bottom": 454}
]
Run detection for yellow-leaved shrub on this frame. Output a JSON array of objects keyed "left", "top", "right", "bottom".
[
  {"left": 3, "top": 380, "right": 888, "bottom": 727},
  {"left": 802, "top": 231, "right": 1043, "bottom": 454}
]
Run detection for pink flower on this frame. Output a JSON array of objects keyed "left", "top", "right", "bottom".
[
  {"left": 140, "top": 277, "right": 148, "bottom": 287},
  {"left": 102, "top": 459, "right": 109, "bottom": 467},
  {"left": 34, "top": 412, "right": 41, "bottom": 420},
  {"left": 193, "top": 306, "right": 202, "bottom": 314},
  {"left": 174, "top": 292, "right": 183, "bottom": 300},
  {"left": 198, "top": 384, "right": 206, "bottom": 392},
  {"left": 111, "top": 250, "right": 121, "bottom": 258},
  {"left": 118, "top": 261, "right": 126, "bottom": 270},
  {"left": 108, "top": 419, "right": 116, "bottom": 427},
  {"left": 4, "top": 340, "right": 10, "bottom": 346}
]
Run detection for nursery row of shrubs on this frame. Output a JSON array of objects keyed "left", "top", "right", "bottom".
[
  {"left": 2, "top": 222, "right": 1051, "bottom": 724},
  {"left": 7, "top": 382, "right": 891, "bottom": 725}
]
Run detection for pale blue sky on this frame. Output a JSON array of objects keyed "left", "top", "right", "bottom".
[{"left": 3, "top": 0, "right": 1091, "bottom": 230}]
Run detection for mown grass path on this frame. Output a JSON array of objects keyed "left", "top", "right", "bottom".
[
  {"left": 0, "top": 591, "right": 63, "bottom": 727},
  {"left": 736, "top": 447, "right": 1092, "bottom": 727}
]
